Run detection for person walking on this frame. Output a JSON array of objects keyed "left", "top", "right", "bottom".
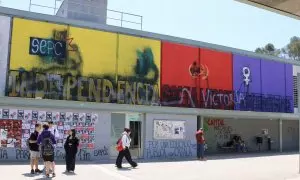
[
  {"left": 115, "top": 128, "right": 138, "bottom": 169},
  {"left": 37, "top": 124, "right": 56, "bottom": 178},
  {"left": 196, "top": 128, "right": 206, "bottom": 161},
  {"left": 48, "top": 121, "right": 59, "bottom": 174},
  {"left": 64, "top": 129, "right": 79, "bottom": 173},
  {"left": 29, "top": 123, "right": 42, "bottom": 174}
]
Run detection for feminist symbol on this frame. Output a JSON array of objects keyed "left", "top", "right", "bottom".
[{"left": 242, "top": 67, "right": 251, "bottom": 86}]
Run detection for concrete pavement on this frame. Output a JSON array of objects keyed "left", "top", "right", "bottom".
[{"left": 2, "top": 154, "right": 300, "bottom": 180}]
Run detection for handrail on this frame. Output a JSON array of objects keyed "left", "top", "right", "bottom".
[{"left": 28, "top": 0, "right": 143, "bottom": 30}]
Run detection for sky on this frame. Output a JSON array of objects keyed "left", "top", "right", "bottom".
[{"left": 1, "top": 0, "right": 300, "bottom": 52}]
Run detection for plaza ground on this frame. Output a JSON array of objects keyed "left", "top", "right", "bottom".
[{"left": 2, "top": 153, "right": 300, "bottom": 180}]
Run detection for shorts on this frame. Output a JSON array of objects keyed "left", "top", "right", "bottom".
[
  {"left": 43, "top": 155, "right": 54, "bottom": 162},
  {"left": 30, "top": 151, "right": 40, "bottom": 159}
]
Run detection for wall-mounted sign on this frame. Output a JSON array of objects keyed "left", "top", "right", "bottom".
[
  {"left": 29, "top": 37, "right": 66, "bottom": 58},
  {"left": 153, "top": 120, "right": 185, "bottom": 139}
]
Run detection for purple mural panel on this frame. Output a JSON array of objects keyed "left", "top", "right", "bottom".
[
  {"left": 285, "top": 64, "right": 294, "bottom": 113},
  {"left": 233, "top": 55, "right": 261, "bottom": 93},
  {"left": 261, "top": 60, "right": 285, "bottom": 96},
  {"left": 261, "top": 60, "right": 287, "bottom": 113},
  {"left": 233, "top": 55, "right": 261, "bottom": 111}
]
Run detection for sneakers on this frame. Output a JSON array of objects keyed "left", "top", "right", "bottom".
[
  {"left": 30, "top": 169, "right": 34, "bottom": 174},
  {"left": 35, "top": 169, "right": 42, "bottom": 173}
]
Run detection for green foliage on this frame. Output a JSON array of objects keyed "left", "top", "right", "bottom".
[
  {"left": 255, "top": 43, "right": 280, "bottom": 57},
  {"left": 286, "top": 36, "right": 300, "bottom": 61},
  {"left": 255, "top": 36, "right": 300, "bottom": 61}
]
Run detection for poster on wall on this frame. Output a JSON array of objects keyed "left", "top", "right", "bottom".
[
  {"left": 153, "top": 120, "right": 185, "bottom": 139},
  {"left": 0, "top": 15, "right": 11, "bottom": 97},
  {"left": 0, "top": 109, "right": 98, "bottom": 149},
  {"left": 0, "top": 119, "right": 22, "bottom": 148}
]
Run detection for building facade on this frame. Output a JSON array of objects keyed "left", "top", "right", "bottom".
[{"left": 0, "top": 6, "right": 299, "bottom": 162}]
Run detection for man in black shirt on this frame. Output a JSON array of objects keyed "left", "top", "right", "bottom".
[{"left": 29, "top": 123, "right": 42, "bottom": 174}]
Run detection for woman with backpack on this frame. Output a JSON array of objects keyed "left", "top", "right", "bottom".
[
  {"left": 64, "top": 129, "right": 79, "bottom": 173},
  {"left": 37, "top": 124, "right": 56, "bottom": 178},
  {"left": 115, "top": 128, "right": 138, "bottom": 169}
]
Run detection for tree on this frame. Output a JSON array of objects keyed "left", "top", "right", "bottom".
[
  {"left": 285, "top": 36, "right": 300, "bottom": 61},
  {"left": 255, "top": 43, "right": 280, "bottom": 57},
  {"left": 255, "top": 36, "right": 300, "bottom": 61}
]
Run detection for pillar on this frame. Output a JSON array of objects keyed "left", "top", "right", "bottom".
[{"left": 279, "top": 119, "right": 282, "bottom": 153}]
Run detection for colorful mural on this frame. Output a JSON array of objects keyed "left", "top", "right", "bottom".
[
  {"left": 7, "top": 18, "right": 160, "bottom": 105},
  {"left": 6, "top": 18, "right": 294, "bottom": 113},
  {"left": 161, "top": 42, "right": 199, "bottom": 107}
]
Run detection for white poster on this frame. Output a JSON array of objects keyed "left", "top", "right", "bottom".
[
  {"left": 0, "top": 15, "right": 10, "bottom": 96},
  {"left": 9, "top": 109, "right": 18, "bottom": 119},
  {"left": 52, "top": 112, "right": 60, "bottom": 121},
  {"left": 92, "top": 113, "right": 98, "bottom": 123},
  {"left": 79, "top": 113, "right": 86, "bottom": 122},
  {"left": 38, "top": 111, "right": 46, "bottom": 121},
  {"left": 0, "top": 129, "right": 7, "bottom": 140},
  {"left": 153, "top": 120, "right": 185, "bottom": 139},
  {"left": 66, "top": 112, "right": 73, "bottom": 122}
]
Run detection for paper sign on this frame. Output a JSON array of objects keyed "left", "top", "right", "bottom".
[{"left": 24, "top": 110, "right": 32, "bottom": 120}]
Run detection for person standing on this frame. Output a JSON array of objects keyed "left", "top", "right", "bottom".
[
  {"left": 196, "top": 128, "right": 206, "bottom": 161},
  {"left": 115, "top": 128, "right": 137, "bottom": 169},
  {"left": 29, "top": 123, "right": 42, "bottom": 174},
  {"left": 48, "top": 121, "right": 59, "bottom": 174},
  {"left": 64, "top": 129, "right": 79, "bottom": 173},
  {"left": 37, "top": 124, "right": 56, "bottom": 178},
  {"left": 48, "top": 121, "right": 59, "bottom": 140}
]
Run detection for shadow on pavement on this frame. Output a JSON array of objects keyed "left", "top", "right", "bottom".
[
  {"left": 137, "top": 151, "right": 298, "bottom": 164},
  {"left": 34, "top": 177, "right": 53, "bottom": 180},
  {"left": 0, "top": 151, "right": 297, "bottom": 165},
  {"left": 116, "top": 167, "right": 132, "bottom": 171},
  {"left": 62, "top": 171, "right": 77, "bottom": 176},
  {"left": 22, "top": 173, "right": 36, "bottom": 177}
]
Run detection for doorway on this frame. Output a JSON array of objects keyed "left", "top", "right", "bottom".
[{"left": 110, "top": 112, "right": 144, "bottom": 159}]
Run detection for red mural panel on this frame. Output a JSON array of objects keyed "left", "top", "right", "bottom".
[
  {"left": 161, "top": 42, "right": 200, "bottom": 107},
  {"left": 199, "top": 48, "right": 233, "bottom": 90},
  {"left": 161, "top": 42, "right": 199, "bottom": 86},
  {"left": 160, "top": 43, "right": 233, "bottom": 110},
  {"left": 199, "top": 49, "right": 233, "bottom": 110}
]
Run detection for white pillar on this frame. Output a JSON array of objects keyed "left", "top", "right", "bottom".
[
  {"left": 279, "top": 119, "right": 282, "bottom": 153},
  {"left": 201, "top": 116, "right": 204, "bottom": 129}
]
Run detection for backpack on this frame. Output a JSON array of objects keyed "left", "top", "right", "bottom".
[{"left": 41, "top": 135, "right": 54, "bottom": 156}]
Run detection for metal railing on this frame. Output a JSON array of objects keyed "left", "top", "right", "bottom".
[
  {"left": 28, "top": 0, "right": 143, "bottom": 30},
  {"left": 107, "top": 9, "right": 143, "bottom": 30}
]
